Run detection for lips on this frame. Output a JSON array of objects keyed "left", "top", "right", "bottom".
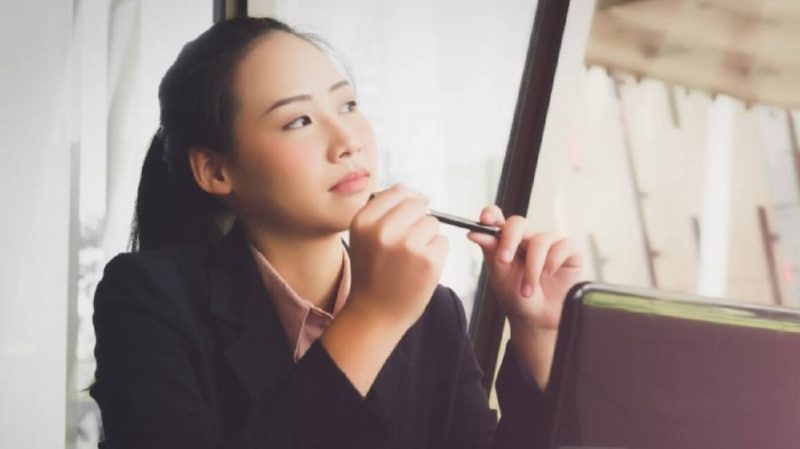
[{"left": 330, "top": 168, "right": 370, "bottom": 193}]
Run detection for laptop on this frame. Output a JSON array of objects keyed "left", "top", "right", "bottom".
[{"left": 545, "top": 282, "right": 800, "bottom": 449}]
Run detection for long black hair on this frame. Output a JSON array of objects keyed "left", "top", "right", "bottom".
[{"left": 130, "top": 17, "right": 297, "bottom": 251}]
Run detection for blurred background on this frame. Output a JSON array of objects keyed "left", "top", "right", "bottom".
[{"left": 1, "top": 0, "right": 798, "bottom": 447}]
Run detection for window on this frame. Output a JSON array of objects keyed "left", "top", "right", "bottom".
[
  {"left": 534, "top": 0, "right": 800, "bottom": 305},
  {"left": 474, "top": 0, "right": 800, "bottom": 395}
]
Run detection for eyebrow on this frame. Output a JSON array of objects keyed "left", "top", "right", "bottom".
[{"left": 265, "top": 80, "right": 352, "bottom": 115}]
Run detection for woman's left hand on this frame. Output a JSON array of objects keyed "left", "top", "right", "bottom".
[
  {"left": 466, "top": 205, "right": 583, "bottom": 332},
  {"left": 468, "top": 205, "right": 583, "bottom": 390}
]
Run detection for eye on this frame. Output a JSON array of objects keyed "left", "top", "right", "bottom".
[
  {"left": 283, "top": 116, "right": 312, "bottom": 130},
  {"left": 340, "top": 100, "right": 358, "bottom": 113}
]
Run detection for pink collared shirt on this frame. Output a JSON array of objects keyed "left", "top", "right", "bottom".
[{"left": 248, "top": 243, "right": 351, "bottom": 362}]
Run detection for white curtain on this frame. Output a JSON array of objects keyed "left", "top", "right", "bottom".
[
  {"left": 0, "top": 1, "right": 212, "bottom": 448},
  {"left": 0, "top": 1, "right": 76, "bottom": 448}
]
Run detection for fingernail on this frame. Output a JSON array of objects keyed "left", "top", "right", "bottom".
[
  {"left": 500, "top": 249, "right": 513, "bottom": 263},
  {"left": 521, "top": 283, "right": 533, "bottom": 297}
]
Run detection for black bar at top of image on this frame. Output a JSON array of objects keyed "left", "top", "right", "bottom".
[{"left": 214, "top": 0, "right": 248, "bottom": 22}]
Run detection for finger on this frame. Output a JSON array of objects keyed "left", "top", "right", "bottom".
[
  {"left": 496, "top": 215, "right": 527, "bottom": 265},
  {"left": 407, "top": 215, "right": 440, "bottom": 249},
  {"left": 478, "top": 205, "right": 506, "bottom": 226},
  {"left": 466, "top": 230, "right": 499, "bottom": 254},
  {"left": 467, "top": 205, "right": 505, "bottom": 255},
  {"left": 427, "top": 234, "right": 450, "bottom": 277},
  {"left": 520, "top": 233, "right": 558, "bottom": 297},
  {"left": 377, "top": 197, "right": 429, "bottom": 241},
  {"left": 542, "top": 238, "right": 583, "bottom": 276},
  {"left": 359, "top": 184, "right": 427, "bottom": 225}
]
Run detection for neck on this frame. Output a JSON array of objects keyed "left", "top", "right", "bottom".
[{"left": 242, "top": 222, "right": 344, "bottom": 311}]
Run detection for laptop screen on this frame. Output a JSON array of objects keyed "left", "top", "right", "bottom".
[{"left": 547, "top": 283, "right": 800, "bottom": 449}]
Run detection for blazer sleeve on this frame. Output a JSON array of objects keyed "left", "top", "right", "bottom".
[
  {"left": 91, "top": 255, "right": 390, "bottom": 449},
  {"left": 492, "top": 341, "right": 551, "bottom": 449},
  {"left": 443, "top": 288, "right": 550, "bottom": 449}
]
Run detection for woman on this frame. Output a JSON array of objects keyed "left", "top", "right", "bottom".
[{"left": 90, "top": 16, "right": 582, "bottom": 449}]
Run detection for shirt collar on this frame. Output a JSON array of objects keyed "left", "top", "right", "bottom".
[{"left": 247, "top": 241, "right": 350, "bottom": 359}]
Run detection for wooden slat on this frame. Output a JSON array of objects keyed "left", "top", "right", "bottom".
[
  {"left": 608, "top": 0, "right": 800, "bottom": 65},
  {"left": 596, "top": 0, "right": 646, "bottom": 11},
  {"left": 586, "top": 0, "right": 800, "bottom": 108}
]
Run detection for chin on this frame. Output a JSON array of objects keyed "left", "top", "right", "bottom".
[
  {"left": 316, "top": 207, "right": 358, "bottom": 234},
  {"left": 337, "top": 208, "right": 360, "bottom": 230},
  {"left": 321, "top": 190, "right": 370, "bottom": 228}
]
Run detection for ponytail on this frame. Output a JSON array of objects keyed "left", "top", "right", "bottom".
[
  {"left": 130, "top": 131, "right": 178, "bottom": 251},
  {"left": 130, "top": 129, "right": 230, "bottom": 251}
]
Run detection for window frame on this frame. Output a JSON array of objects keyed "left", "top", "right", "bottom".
[{"left": 468, "top": 0, "right": 572, "bottom": 390}]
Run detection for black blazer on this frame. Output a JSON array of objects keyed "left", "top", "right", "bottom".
[{"left": 90, "top": 223, "right": 549, "bottom": 449}]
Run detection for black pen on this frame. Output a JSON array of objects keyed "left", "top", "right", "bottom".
[
  {"left": 426, "top": 209, "right": 501, "bottom": 237},
  {"left": 368, "top": 193, "right": 501, "bottom": 237}
]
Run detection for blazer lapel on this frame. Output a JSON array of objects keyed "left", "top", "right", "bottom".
[{"left": 207, "top": 223, "right": 294, "bottom": 403}]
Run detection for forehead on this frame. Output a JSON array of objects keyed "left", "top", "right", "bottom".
[{"left": 233, "top": 31, "right": 345, "bottom": 104}]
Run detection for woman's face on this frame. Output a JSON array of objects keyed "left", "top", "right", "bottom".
[{"left": 225, "top": 31, "right": 378, "bottom": 236}]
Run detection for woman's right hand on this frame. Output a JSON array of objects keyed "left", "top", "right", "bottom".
[
  {"left": 321, "top": 184, "right": 448, "bottom": 395},
  {"left": 346, "top": 183, "right": 449, "bottom": 332}
]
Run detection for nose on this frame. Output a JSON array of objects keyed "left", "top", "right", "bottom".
[{"left": 326, "top": 117, "right": 362, "bottom": 161}]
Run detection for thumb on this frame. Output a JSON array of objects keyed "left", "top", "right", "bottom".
[{"left": 467, "top": 231, "right": 499, "bottom": 255}]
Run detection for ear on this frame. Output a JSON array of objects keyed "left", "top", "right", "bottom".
[{"left": 188, "top": 147, "right": 233, "bottom": 196}]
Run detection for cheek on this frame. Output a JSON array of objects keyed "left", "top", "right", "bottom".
[
  {"left": 243, "top": 138, "right": 322, "bottom": 192},
  {"left": 269, "top": 145, "right": 312, "bottom": 173},
  {"left": 354, "top": 118, "right": 379, "bottom": 163}
]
